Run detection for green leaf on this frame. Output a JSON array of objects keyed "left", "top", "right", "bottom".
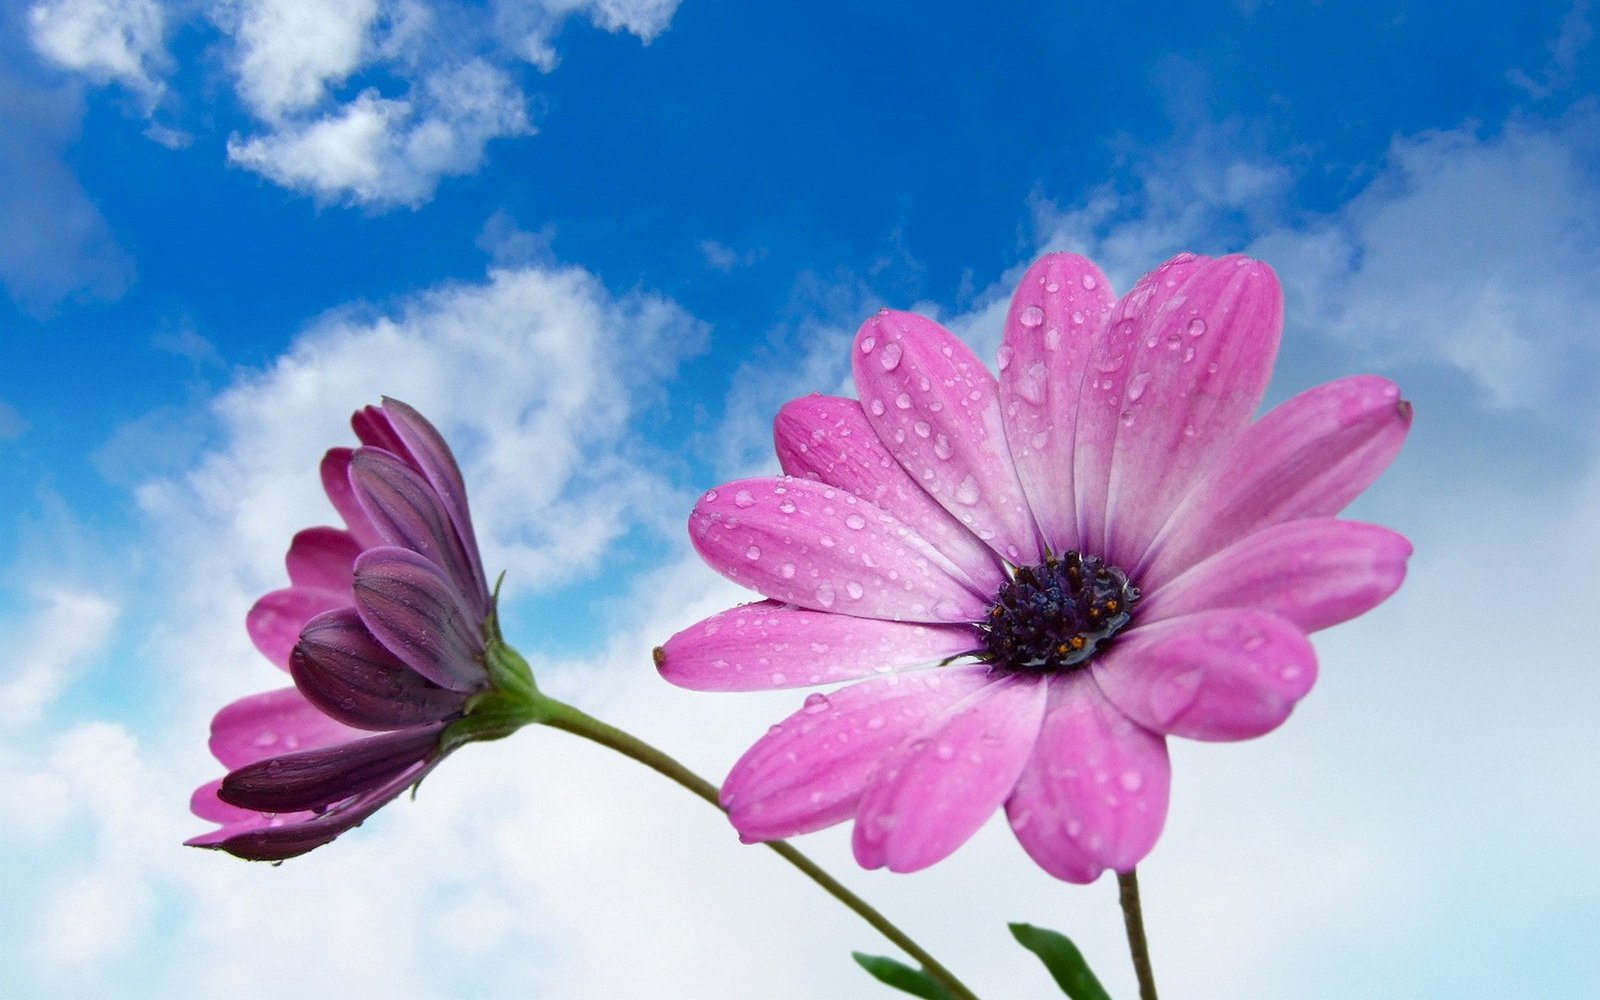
[
  {"left": 1008, "top": 923, "right": 1113, "bottom": 1000},
  {"left": 850, "top": 952, "right": 954, "bottom": 1000}
]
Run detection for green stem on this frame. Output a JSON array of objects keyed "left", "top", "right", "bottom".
[
  {"left": 1116, "top": 869, "right": 1158, "bottom": 1000},
  {"left": 537, "top": 698, "right": 980, "bottom": 1000}
]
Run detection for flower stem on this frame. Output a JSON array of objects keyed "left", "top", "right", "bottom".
[
  {"left": 1116, "top": 868, "right": 1158, "bottom": 1000},
  {"left": 537, "top": 697, "right": 980, "bottom": 1000}
]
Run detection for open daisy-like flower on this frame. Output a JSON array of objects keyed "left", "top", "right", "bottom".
[
  {"left": 659, "top": 252, "right": 1412, "bottom": 881},
  {"left": 188, "top": 398, "right": 529, "bottom": 861}
]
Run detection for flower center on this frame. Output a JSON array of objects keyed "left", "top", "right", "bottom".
[{"left": 979, "top": 552, "right": 1140, "bottom": 673}]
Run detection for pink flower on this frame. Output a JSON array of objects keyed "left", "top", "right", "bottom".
[
  {"left": 188, "top": 399, "right": 522, "bottom": 861},
  {"left": 658, "top": 253, "right": 1412, "bottom": 881}
]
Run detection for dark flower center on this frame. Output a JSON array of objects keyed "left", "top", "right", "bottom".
[{"left": 979, "top": 552, "right": 1140, "bottom": 673}]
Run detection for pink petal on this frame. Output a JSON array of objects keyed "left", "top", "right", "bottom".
[
  {"left": 351, "top": 404, "right": 409, "bottom": 455},
  {"left": 852, "top": 673, "right": 1048, "bottom": 873},
  {"left": 1093, "top": 609, "right": 1317, "bottom": 742},
  {"left": 722, "top": 666, "right": 995, "bottom": 842},
  {"left": 852, "top": 310, "right": 1042, "bottom": 566},
  {"left": 292, "top": 607, "right": 469, "bottom": 728},
  {"left": 1077, "top": 255, "right": 1283, "bottom": 568},
  {"left": 381, "top": 398, "right": 491, "bottom": 612},
  {"left": 775, "top": 395, "right": 1005, "bottom": 593},
  {"left": 658, "top": 600, "right": 981, "bottom": 691},
  {"left": 246, "top": 586, "right": 348, "bottom": 670},
  {"left": 219, "top": 724, "right": 443, "bottom": 814},
  {"left": 998, "top": 253, "right": 1115, "bottom": 556},
  {"left": 321, "top": 447, "right": 382, "bottom": 548},
  {"left": 285, "top": 526, "right": 362, "bottom": 594},
  {"left": 1139, "top": 519, "right": 1412, "bottom": 633},
  {"left": 1139, "top": 376, "right": 1413, "bottom": 587},
  {"left": 350, "top": 448, "right": 486, "bottom": 614},
  {"left": 1005, "top": 674, "right": 1170, "bottom": 883},
  {"left": 208, "top": 687, "right": 361, "bottom": 769},
  {"left": 352, "top": 547, "right": 487, "bottom": 692},
  {"left": 689, "top": 477, "right": 989, "bottom": 622}
]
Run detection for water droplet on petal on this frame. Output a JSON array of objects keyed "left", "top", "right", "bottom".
[
  {"left": 954, "top": 475, "right": 981, "bottom": 505},
  {"left": 745, "top": 545, "right": 761, "bottom": 560},
  {"left": 894, "top": 392, "right": 913, "bottom": 410},
  {"left": 1187, "top": 316, "right": 1207, "bottom": 337},
  {"left": 860, "top": 336, "right": 876, "bottom": 354},
  {"left": 734, "top": 489, "right": 756, "bottom": 508},
  {"left": 870, "top": 398, "right": 886, "bottom": 416},
  {"left": 846, "top": 581, "right": 865, "bottom": 600},
  {"left": 814, "top": 582, "right": 836, "bottom": 607},
  {"left": 1127, "top": 371, "right": 1152, "bottom": 401},
  {"left": 879, "top": 341, "right": 903, "bottom": 371},
  {"left": 803, "top": 692, "right": 831, "bottom": 714},
  {"left": 933, "top": 434, "right": 953, "bottom": 460},
  {"left": 1081, "top": 273, "right": 1097, "bottom": 290},
  {"left": 780, "top": 562, "right": 796, "bottom": 578},
  {"left": 1019, "top": 305, "right": 1045, "bottom": 328},
  {"left": 845, "top": 513, "right": 866, "bottom": 529}
]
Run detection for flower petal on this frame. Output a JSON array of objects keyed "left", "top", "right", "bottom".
[
  {"left": 658, "top": 600, "right": 981, "bottom": 691},
  {"left": 320, "top": 447, "right": 382, "bottom": 548},
  {"left": 1139, "top": 376, "right": 1413, "bottom": 586},
  {"left": 1093, "top": 610, "right": 1317, "bottom": 742},
  {"left": 775, "top": 394, "right": 1005, "bottom": 592},
  {"left": 208, "top": 687, "right": 361, "bottom": 769},
  {"left": 292, "top": 608, "right": 470, "bottom": 728},
  {"left": 1139, "top": 519, "right": 1412, "bottom": 632},
  {"left": 853, "top": 310, "right": 1041, "bottom": 565},
  {"left": 1005, "top": 674, "right": 1170, "bottom": 883},
  {"left": 219, "top": 724, "right": 443, "bottom": 814},
  {"left": 246, "top": 586, "right": 348, "bottom": 669},
  {"left": 190, "top": 760, "right": 434, "bottom": 861},
  {"left": 852, "top": 673, "right": 1048, "bottom": 872},
  {"left": 352, "top": 547, "right": 487, "bottom": 692},
  {"left": 1077, "top": 255, "right": 1283, "bottom": 567},
  {"left": 285, "top": 526, "right": 361, "bottom": 594},
  {"left": 998, "top": 253, "right": 1115, "bottom": 556},
  {"left": 722, "top": 666, "right": 995, "bottom": 842},
  {"left": 689, "top": 477, "right": 989, "bottom": 622},
  {"left": 349, "top": 447, "right": 483, "bottom": 614},
  {"left": 381, "top": 397, "right": 490, "bottom": 613}
]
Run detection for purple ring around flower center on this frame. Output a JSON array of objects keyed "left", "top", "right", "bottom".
[{"left": 978, "top": 552, "right": 1140, "bottom": 674}]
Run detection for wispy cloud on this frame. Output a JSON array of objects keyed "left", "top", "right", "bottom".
[{"left": 27, "top": 0, "right": 684, "bottom": 207}]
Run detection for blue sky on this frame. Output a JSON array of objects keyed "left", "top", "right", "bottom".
[{"left": 2, "top": 1, "right": 1598, "bottom": 997}]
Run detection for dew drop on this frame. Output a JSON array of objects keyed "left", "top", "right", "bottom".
[
  {"left": 860, "top": 336, "right": 876, "bottom": 354},
  {"left": 745, "top": 545, "right": 761, "bottom": 560},
  {"left": 803, "top": 692, "right": 831, "bottom": 714},
  {"left": 845, "top": 514, "right": 867, "bottom": 530},
  {"left": 778, "top": 499, "right": 797, "bottom": 514},
  {"left": 996, "top": 344, "right": 1013, "bottom": 370},
  {"left": 780, "top": 562, "right": 796, "bottom": 578},
  {"left": 846, "top": 581, "right": 865, "bottom": 600},
  {"left": 870, "top": 398, "right": 886, "bottom": 416},
  {"left": 894, "top": 392, "right": 913, "bottom": 410},
  {"left": 1127, "top": 371, "right": 1153, "bottom": 401},
  {"left": 1019, "top": 305, "right": 1045, "bottom": 328},
  {"left": 703, "top": 488, "right": 719, "bottom": 502},
  {"left": 879, "top": 341, "right": 903, "bottom": 371},
  {"left": 933, "top": 434, "right": 953, "bottom": 460},
  {"left": 954, "top": 475, "right": 981, "bottom": 505},
  {"left": 1045, "top": 281, "right": 1060, "bottom": 293},
  {"left": 866, "top": 715, "right": 886, "bottom": 730},
  {"left": 1120, "top": 770, "right": 1144, "bottom": 792},
  {"left": 1187, "top": 316, "right": 1207, "bottom": 337},
  {"left": 734, "top": 489, "right": 756, "bottom": 508},
  {"left": 1081, "top": 273, "right": 1097, "bottom": 290},
  {"left": 814, "top": 582, "right": 836, "bottom": 607}
]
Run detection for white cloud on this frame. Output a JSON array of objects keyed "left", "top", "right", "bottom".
[
  {"left": 0, "top": 399, "right": 29, "bottom": 440},
  {"left": 222, "top": 0, "right": 379, "bottom": 120},
  {"left": 1256, "top": 115, "right": 1600, "bottom": 419},
  {"left": 28, "top": 0, "right": 167, "bottom": 103},
  {"left": 1033, "top": 112, "right": 1600, "bottom": 423},
  {"left": 28, "top": 0, "right": 684, "bottom": 206},
  {"left": 495, "top": 0, "right": 682, "bottom": 70},
  {"left": 0, "top": 588, "right": 119, "bottom": 726},
  {"left": 227, "top": 60, "right": 533, "bottom": 207}
]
